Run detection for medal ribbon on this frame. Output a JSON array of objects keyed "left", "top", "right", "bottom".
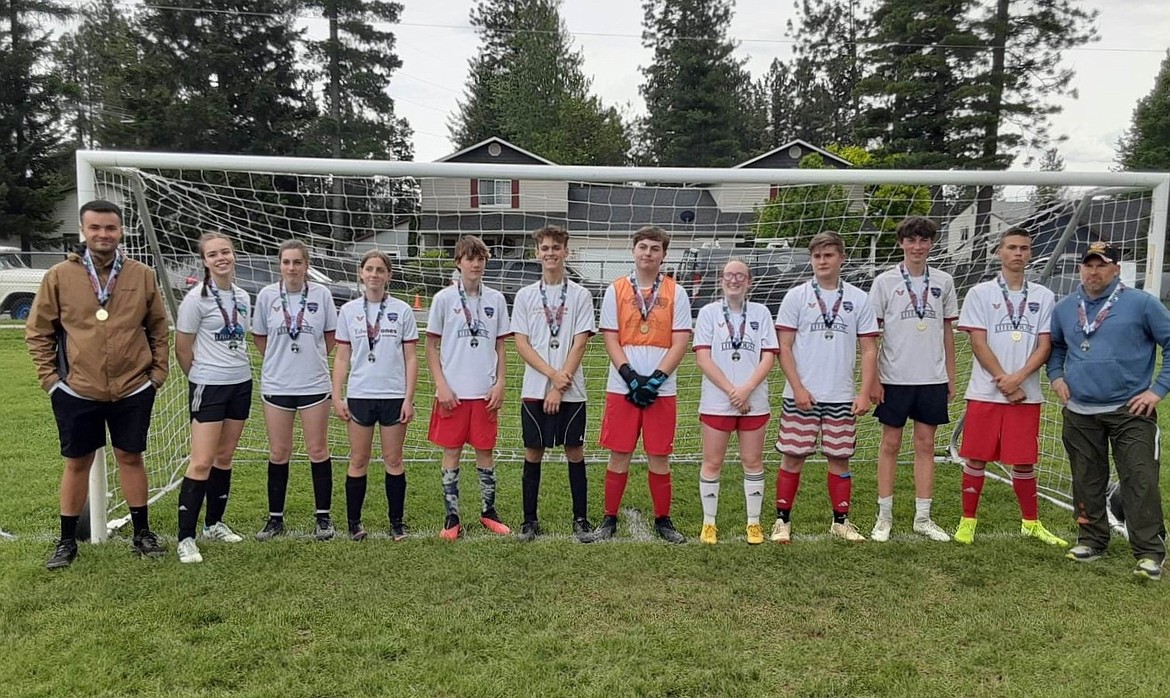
[
  {"left": 540, "top": 280, "right": 568, "bottom": 338},
  {"left": 82, "top": 248, "right": 124, "bottom": 307},
  {"left": 1077, "top": 282, "right": 1124, "bottom": 338},
  {"left": 209, "top": 282, "right": 241, "bottom": 337},
  {"left": 811, "top": 279, "right": 844, "bottom": 333},
  {"left": 627, "top": 271, "right": 663, "bottom": 322},
  {"left": 898, "top": 263, "right": 930, "bottom": 320},
  {"left": 279, "top": 281, "right": 308, "bottom": 341},
  {"left": 457, "top": 280, "right": 483, "bottom": 336},
  {"left": 996, "top": 275, "right": 1028, "bottom": 331},
  {"left": 364, "top": 295, "right": 387, "bottom": 352},
  {"left": 721, "top": 297, "right": 747, "bottom": 350}
]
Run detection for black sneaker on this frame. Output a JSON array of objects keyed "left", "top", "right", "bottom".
[
  {"left": 582, "top": 515, "right": 618, "bottom": 543},
  {"left": 348, "top": 520, "right": 367, "bottom": 542},
  {"left": 573, "top": 517, "right": 594, "bottom": 536},
  {"left": 517, "top": 520, "right": 539, "bottom": 542},
  {"left": 256, "top": 516, "right": 285, "bottom": 541},
  {"left": 654, "top": 516, "right": 687, "bottom": 544},
  {"left": 46, "top": 538, "right": 78, "bottom": 570},
  {"left": 315, "top": 515, "right": 336, "bottom": 541},
  {"left": 390, "top": 520, "right": 410, "bottom": 541},
  {"left": 132, "top": 529, "right": 166, "bottom": 557}
]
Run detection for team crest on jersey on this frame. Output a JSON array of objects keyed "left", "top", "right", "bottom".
[
  {"left": 750, "top": 321, "right": 759, "bottom": 330},
  {"left": 993, "top": 303, "right": 1001, "bottom": 309},
  {"left": 807, "top": 302, "right": 817, "bottom": 308},
  {"left": 930, "top": 287, "right": 941, "bottom": 298},
  {"left": 1028, "top": 302, "right": 1040, "bottom": 313},
  {"left": 484, "top": 306, "right": 495, "bottom": 317},
  {"left": 842, "top": 301, "right": 853, "bottom": 312},
  {"left": 307, "top": 302, "right": 319, "bottom": 313},
  {"left": 387, "top": 312, "right": 398, "bottom": 322},
  {"left": 895, "top": 289, "right": 904, "bottom": 295},
  {"left": 356, "top": 315, "right": 365, "bottom": 322}
]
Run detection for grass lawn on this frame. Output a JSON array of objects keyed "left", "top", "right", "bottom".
[{"left": 1, "top": 329, "right": 1168, "bottom": 697}]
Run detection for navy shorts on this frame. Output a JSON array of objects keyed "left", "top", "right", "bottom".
[
  {"left": 520, "top": 400, "right": 587, "bottom": 449},
  {"left": 262, "top": 393, "right": 330, "bottom": 411},
  {"left": 348, "top": 398, "right": 405, "bottom": 427},
  {"left": 51, "top": 385, "right": 157, "bottom": 458},
  {"left": 189, "top": 380, "right": 252, "bottom": 423},
  {"left": 874, "top": 383, "right": 950, "bottom": 428}
]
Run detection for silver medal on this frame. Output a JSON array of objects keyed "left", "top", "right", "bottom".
[
  {"left": 1080, "top": 340, "right": 1090, "bottom": 352},
  {"left": 731, "top": 351, "right": 741, "bottom": 362},
  {"left": 367, "top": 352, "right": 377, "bottom": 363},
  {"left": 824, "top": 330, "right": 834, "bottom": 340},
  {"left": 549, "top": 339, "right": 560, "bottom": 350},
  {"left": 470, "top": 338, "right": 479, "bottom": 348},
  {"left": 290, "top": 342, "right": 300, "bottom": 353}
]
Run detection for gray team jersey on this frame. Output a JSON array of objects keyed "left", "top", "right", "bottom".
[
  {"left": 253, "top": 281, "right": 338, "bottom": 395},
  {"left": 176, "top": 283, "right": 252, "bottom": 385},
  {"left": 336, "top": 295, "right": 419, "bottom": 399}
]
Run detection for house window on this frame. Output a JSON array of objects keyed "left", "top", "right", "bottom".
[{"left": 478, "top": 179, "right": 512, "bottom": 208}]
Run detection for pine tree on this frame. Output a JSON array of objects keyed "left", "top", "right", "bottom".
[
  {"left": 783, "top": 0, "right": 869, "bottom": 146},
  {"left": 54, "top": 0, "right": 138, "bottom": 149},
  {"left": 0, "top": 0, "right": 73, "bottom": 251},
  {"left": 1117, "top": 50, "right": 1170, "bottom": 172},
  {"left": 1030, "top": 147, "right": 1067, "bottom": 209}
]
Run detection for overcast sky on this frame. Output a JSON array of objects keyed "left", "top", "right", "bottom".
[{"left": 377, "top": 0, "right": 1170, "bottom": 171}]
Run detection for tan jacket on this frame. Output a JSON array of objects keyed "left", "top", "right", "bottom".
[{"left": 26, "top": 252, "right": 170, "bottom": 401}]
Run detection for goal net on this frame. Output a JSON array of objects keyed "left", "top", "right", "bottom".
[{"left": 77, "top": 151, "right": 1169, "bottom": 537}]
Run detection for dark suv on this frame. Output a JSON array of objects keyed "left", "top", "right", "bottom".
[
  {"left": 482, "top": 258, "right": 607, "bottom": 310},
  {"left": 676, "top": 246, "right": 813, "bottom": 315},
  {"left": 169, "top": 254, "right": 359, "bottom": 308}
]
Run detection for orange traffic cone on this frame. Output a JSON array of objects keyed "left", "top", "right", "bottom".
[{"left": 413, "top": 293, "right": 422, "bottom": 310}]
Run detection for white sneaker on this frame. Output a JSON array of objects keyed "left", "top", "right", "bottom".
[
  {"left": 913, "top": 517, "right": 952, "bottom": 542},
  {"left": 829, "top": 519, "right": 866, "bottom": 542},
  {"left": 871, "top": 517, "right": 892, "bottom": 542},
  {"left": 202, "top": 521, "right": 244, "bottom": 543},
  {"left": 769, "top": 519, "right": 791, "bottom": 544},
  {"left": 177, "top": 537, "right": 203, "bottom": 564}
]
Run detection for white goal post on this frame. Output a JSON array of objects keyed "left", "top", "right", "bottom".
[{"left": 75, "top": 150, "right": 1170, "bottom": 541}]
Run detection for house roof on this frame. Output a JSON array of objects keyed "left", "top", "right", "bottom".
[
  {"left": 434, "top": 136, "right": 559, "bottom": 166},
  {"left": 733, "top": 139, "right": 854, "bottom": 170}
]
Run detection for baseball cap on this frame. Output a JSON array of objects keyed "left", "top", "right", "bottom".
[{"left": 1081, "top": 241, "right": 1120, "bottom": 264}]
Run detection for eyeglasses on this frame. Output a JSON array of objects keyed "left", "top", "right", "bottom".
[{"left": 721, "top": 272, "right": 749, "bottom": 282}]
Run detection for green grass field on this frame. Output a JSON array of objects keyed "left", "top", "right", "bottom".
[{"left": 1, "top": 329, "right": 1168, "bottom": 697}]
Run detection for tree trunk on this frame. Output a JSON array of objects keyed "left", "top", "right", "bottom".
[
  {"left": 973, "top": 0, "right": 1010, "bottom": 268},
  {"left": 327, "top": 3, "right": 345, "bottom": 245}
]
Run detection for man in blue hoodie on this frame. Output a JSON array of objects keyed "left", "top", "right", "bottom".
[{"left": 1047, "top": 241, "right": 1170, "bottom": 581}]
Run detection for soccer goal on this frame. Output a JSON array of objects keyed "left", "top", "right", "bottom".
[{"left": 76, "top": 150, "right": 1169, "bottom": 540}]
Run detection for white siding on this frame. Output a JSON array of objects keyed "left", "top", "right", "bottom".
[
  {"left": 710, "top": 183, "right": 772, "bottom": 213},
  {"left": 421, "top": 178, "right": 568, "bottom": 213},
  {"left": 517, "top": 180, "right": 568, "bottom": 213},
  {"left": 420, "top": 177, "right": 468, "bottom": 212}
]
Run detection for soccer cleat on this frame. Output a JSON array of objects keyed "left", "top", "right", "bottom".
[
  {"left": 1021, "top": 520, "right": 1068, "bottom": 547},
  {"left": 440, "top": 514, "right": 462, "bottom": 541},
  {"left": 479, "top": 510, "right": 512, "bottom": 535},
  {"left": 572, "top": 517, "right": 594, "bottom": 536},
  {"left": 955, "top": 517, "right": 978, "bottom": 545},
  {"left": 348, "top": 521, "right": 367, "bottom": 542},
  {"left": 177, "top": 537, "right": 203, "bottom": 564},
  {"left": 132, "top": 529, "right": 166, "bottom": 557},
  {"left": 913, "top": 518, "right": 951, "bottom": 542},
  {"left": 1066, "top": 545, "right": 1106, "bottom": 563},
  {"left": 202, "top": 521, "right": 244, "bottom": 543},
  {"left": 390, "top": 521, "right": 409, "bottom": 542},
  {"left": 255, "top": 516, "right": 285, "bottom": 541},
  {"left": 870, "top": 517, "right": 892, "bottom": 543},
  {"left": 770, "top": 519, "right": 791, "bottom": 544},
  {"left": 314, "top": 515, "right": 336, "bottom": 541},
  {"left": 582, "top": 515, "right": 618, "bottom": 543},
  {"left": 516, "top": 521, "right": 539, "bottom": 542},
  {"left": 745, "top": 523, "right": 765, "bottom": 545},
  {"left": 654, "top": 516, "right": 686, "bottom": 544},
  {"left": 699, "top": 524, "right": 718, "bottom": 545},
  {"left": 829, "top": 519, "right": 866, "bottom": 542},
  {"left": 45, "top": 538, "right": 78, "bottom": 570},
  {"left": 1133, "top": 558, "right": 1163, "bottom": 581}
]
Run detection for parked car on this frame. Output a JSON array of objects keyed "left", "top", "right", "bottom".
[
  {"left": 675, "top": 246, "right": 813, "bottom": 315},
  {"left": 0, "top": 246, "right": 47, "bottom": 320},
  {"left": 168, "top": 253, "right": 359, "bottom": 308},
  {"left": 482, "top": 258, "right": 607, "bottom": 311}
]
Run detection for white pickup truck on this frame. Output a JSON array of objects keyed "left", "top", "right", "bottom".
[{"left": 0, "top": 246, "right": 47, "bottom": 321}]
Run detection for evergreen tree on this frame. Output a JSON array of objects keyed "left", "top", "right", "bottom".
[
  {"left": 0, "top": 0, "right": 73, "bottom": 251},
  {"left": 1117, "top": 50, "right": 1170, "bottom": 172},
  {"left": 450, "top": 0, "right": 630, "bottom": 165},
  {"left": 1030, "top": 147, "right": 1067, "bottom": 208},
  {"left": 638, "top": 0, "right": 759, "bottom": 166},
  {"left": 54, "top": 0, "right": 138, "bottom": 149}
]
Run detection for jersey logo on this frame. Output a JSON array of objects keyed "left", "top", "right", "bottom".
[
  {"left": 842, "top": 301, "right": 853, "bottom": 313},
  {"left": 308, "top": 302, "right": 319, "bottom": 313},
  {"left": 807, "top": 302, "right": 817, "bottom": 308},
  {"left": 484, "top": 306, "right": 495, "bottom": 317},
  {"left": 930, "top": 287, "right": 941, "bottom": 298},
  {"left": 356, "top": 315, "right": 365, "bottom": 322},
  {"left": 992, "top": 303, "right": 1001, "bottom": 309},
  {"left": 1028, "top": 302, "right": 1040, "bottom": 313},
  {"left": 750, "top": 321, "right": 759, "bottom": 330},
  {"left": 388, "top": 312, "right": 398, "bottom": 322}
]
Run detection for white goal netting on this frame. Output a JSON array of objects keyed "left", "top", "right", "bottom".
[{"left": 79, "top": 152, "right": 1169, "bottom": 532}]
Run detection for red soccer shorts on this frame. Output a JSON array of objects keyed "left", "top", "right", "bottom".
[
  {"left": 959, "top": 400, "right": 1041, "bottom": 465},
  {"left": 428, "top": 398, "right": 498, "bottom": 450},
  {"left": 599, "top": 393, "right": 677, "bottom": 456}
]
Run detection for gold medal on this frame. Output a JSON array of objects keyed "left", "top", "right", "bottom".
[
  {"left": 96, "top": 308, "right": 109, "bottom": 322},
  {"left": 1010, "top": 330, "right": 1022, "bottom": 342},
  {"left": 640, "top": 322, "right": 650, "bottom": 334},
  {"left": 916, "top": 321, "right": 927, "bottom": 332}
]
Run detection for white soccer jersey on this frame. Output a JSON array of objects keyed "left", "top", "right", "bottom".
[
  {"left": 335, "top": 295, "right": 419, "bottom": 399},
  {"left": 959, "top": 279, "right": 1054, "bottom": 404},
  {"left": 869, "top": 265, "right": 959, "bottom": 385},
  {"left": 252, "top": 282, "right": 338, "bottom": 395},
  {"left": 599, "top": 280, "right": 692, "bottom": 397},
  {"left": 775, "top": 280, "right": 879, "bottom": 403},
  {"left": 175, "top": 283, "right": 252, "bottom": 385},
  {"left": 693, "top": 300, "right": 779, "bottom": 416},
  {"left": 512, "top": 280, "right": 596, "bottom": 402},
  {"left": 426, "top": 283, "right": 512, "bottom": 399}
]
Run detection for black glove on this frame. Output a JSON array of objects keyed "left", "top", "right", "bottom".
[
  {"left": 618, "top": 363, "right": 642, "bottom": 395},
  {"left": 632, "top": 370, "right": 668, "bottom": 407}
]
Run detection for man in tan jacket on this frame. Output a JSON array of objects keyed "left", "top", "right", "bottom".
[{"left": 27, "top": 199, "right": 170, "bottom": 569}]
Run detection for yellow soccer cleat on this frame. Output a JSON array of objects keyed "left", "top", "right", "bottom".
[
  {"left": 1022, "top": 519, "right": 1068, "bottom": 547},
  {"left": 745, "top": 523, "right": 764, "bottom": 545},
  {"left": 700, "top": 523, "right": 718, "bottom": 545},
  {"left": 955, "top": 517, "right": 978, "bottom": 545}
]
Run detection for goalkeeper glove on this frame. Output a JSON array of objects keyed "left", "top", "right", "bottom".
[
  {"left": 618, "top": 363, "right": 642, "bottom": 394},
  {"left": 632, "top": 370, "right": 669, "bottom": 407}
]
